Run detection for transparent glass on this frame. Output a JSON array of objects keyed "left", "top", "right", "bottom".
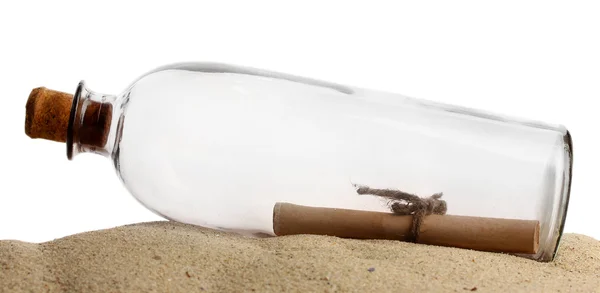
[{"left": 67, "top": 62, "right": 572, "bottom": 262}]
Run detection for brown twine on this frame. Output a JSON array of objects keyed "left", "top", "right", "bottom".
[{"left": 354, "top": 185, "right": 447, "bottom": 242}]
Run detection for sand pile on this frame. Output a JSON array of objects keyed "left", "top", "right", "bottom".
[{"left": 1, "top": 221, "right": 599, "bottom": 292}]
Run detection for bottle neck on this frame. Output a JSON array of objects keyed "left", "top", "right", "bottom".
[{"left": 67, "top": 81, "right": 123, "bottom": 159}]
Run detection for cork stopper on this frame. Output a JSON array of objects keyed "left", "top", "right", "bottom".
[{"left": 25, "top": 87, "right": 74, "bottom": 143}]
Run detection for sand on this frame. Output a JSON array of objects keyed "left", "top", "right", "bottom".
[{"left": 1, "top": 221, "right": 599, "bottom": 293}]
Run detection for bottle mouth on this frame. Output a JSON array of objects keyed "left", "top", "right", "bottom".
[{"left": 66, "top": 81, "right": 85, "bottom": 160}]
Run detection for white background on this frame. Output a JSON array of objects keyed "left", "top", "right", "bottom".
[{"left": 1, "top": 1, "right": 598, "bottom": 243}]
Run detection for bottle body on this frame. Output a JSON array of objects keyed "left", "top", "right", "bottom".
[{"left": 72, "top": 63, "right": 571, "bottom": 261}]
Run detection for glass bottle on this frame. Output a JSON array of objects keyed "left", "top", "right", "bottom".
[{"left": 24, "top": 62, "right": 572, "bottom": 262}]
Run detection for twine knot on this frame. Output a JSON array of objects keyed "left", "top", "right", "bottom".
[{"left": 355, "top": 185, "right": 447, "bottom": 242}]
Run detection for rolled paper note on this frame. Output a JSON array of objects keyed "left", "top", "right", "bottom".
[{"left": 273, "top": 202, "right": 540, "bottom": 254}]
